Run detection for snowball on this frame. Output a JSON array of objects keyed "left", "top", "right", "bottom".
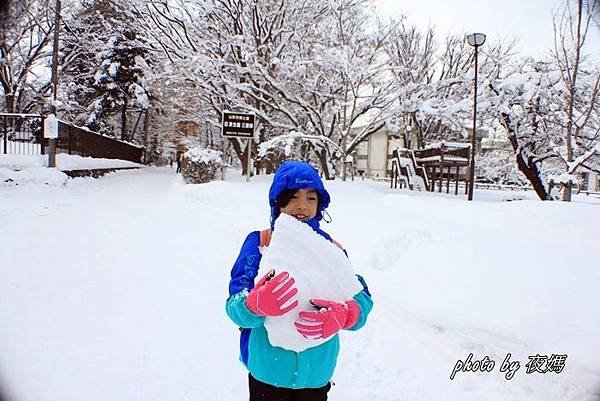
[{"left": 257, "top": 213, "right": 363, "bottom": 352}]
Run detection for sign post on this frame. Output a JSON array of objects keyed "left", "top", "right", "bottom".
[
  {"left": 44, "top": 114, "right": 59, "bottom": 168},
  {"left": 222, "top": 111, "right": 255, "bottom": 182}
]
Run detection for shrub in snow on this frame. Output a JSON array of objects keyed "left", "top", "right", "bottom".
[{"left": 180, "top": 147, "right": 224, "bottom": 184}]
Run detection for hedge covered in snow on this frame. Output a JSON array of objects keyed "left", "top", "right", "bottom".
[{"left": 180, "top": 147, "right": 224, "bottom": 184}]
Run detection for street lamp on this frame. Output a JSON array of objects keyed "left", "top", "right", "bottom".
[{"left": 466, "top": 32, "right": 485, "bottom": 201}]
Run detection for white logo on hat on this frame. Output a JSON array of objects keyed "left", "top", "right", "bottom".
[{"left": 295, "top": 178, "right": 313, "bottom": 184}]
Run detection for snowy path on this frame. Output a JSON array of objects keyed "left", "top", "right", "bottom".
[{"left": 1, "top": 168, "right": 599, "bottom": 401}]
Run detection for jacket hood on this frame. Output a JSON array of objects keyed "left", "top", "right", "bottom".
[{"left": 268, "top": 161, "right": 331, "bottom": 228}]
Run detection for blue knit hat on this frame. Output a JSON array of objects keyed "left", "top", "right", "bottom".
[{"left": 268, "top": 161, "right": 331, "bottom": 227}]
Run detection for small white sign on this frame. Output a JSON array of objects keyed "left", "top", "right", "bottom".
[{"left": 44, "top": 114, "right": 59, "bottom": 139}]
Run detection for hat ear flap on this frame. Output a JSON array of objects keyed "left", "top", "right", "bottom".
[{"left": 270, "top": 206, "right": 279, "bottom": 228}]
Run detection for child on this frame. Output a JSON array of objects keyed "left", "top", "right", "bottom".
[{"left": 226, "top": 161, "right": 373, "bottom": 401}]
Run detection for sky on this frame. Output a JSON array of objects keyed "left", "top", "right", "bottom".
[{"left": 375, "top": 0, "right": 600, "bottom": 59}]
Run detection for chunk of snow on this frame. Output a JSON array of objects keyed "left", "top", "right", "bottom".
[{"left": 258, "top": 213, "right": 362, "bottom": 352}]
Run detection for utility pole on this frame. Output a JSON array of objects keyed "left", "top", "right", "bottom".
[
  {"left": 48, "top": 0, "right": 61, "bottom": 168},
  {"left": 342, "top": 85, "right": 348, "bottom": 181}
]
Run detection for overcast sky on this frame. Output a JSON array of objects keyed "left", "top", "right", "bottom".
[{"left": 375, "top": 0, "right": 600, "bottom": 59}]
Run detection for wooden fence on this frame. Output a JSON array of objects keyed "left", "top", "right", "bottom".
[{"left": 0, "top": 113, "right": 144, "bottom": 164}]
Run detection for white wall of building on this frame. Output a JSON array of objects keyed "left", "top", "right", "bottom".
[
  {"left": 352, "top": 127, "right": 404, "bottom": 179},
  {"left": 367, "top": 130, "right": 389, "bottom": 178},
  {"left": 585, "top": 171, "right": 599, "bottom": 192}
]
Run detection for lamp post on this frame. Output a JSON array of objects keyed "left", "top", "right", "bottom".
[{"left": 466, "top": 32, "right": 486, "bottom": 201}]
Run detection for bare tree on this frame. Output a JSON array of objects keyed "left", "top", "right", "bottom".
[
  {"left": 385, "top": 25, "right": 518, "bottom": 152},
  {"left": 489, "top": 60, "right": 557, "bottom": 200},
  {"left": 383, "top": 19, "right": 436, "bottom": 148},
  {"left": 0, "top": 0, "right": 54, "bottom": 113},
  {"left": 486, "top": 10, "right": 599, "bottom": 202},
  {"left": 132, "top": 0, "right": 402, "bottom": 178},
  {"left": 552, "top": 0, "right": 600, "bottom": 201}
]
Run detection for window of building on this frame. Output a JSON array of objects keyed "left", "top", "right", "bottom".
[{"left": 581, "top": 172, "right": 589, "bottom": 190}]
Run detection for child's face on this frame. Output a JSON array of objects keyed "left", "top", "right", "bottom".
[{"left": 280, "top": 188, "right": 318, "bottom": 222}]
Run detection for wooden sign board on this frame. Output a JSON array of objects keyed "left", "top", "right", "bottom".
[{"left": 222, "top": 112, "right": 255, "bottom": 138}]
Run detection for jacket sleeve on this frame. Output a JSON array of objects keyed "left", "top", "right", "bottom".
[
  {"left": 346, "top": 274, "right": 373, "bottom": 331},
  {"left": 225, "top": 231, "right": 265, "bottom": 328}
]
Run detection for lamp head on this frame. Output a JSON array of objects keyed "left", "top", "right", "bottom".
[{"left": 466, "top": 33, "right": 486, "bottom": 47}]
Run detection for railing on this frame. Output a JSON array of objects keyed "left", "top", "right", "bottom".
[
  {"left": 56, "top": 121, "right": 144, "bottom": 163},
  {"left": 410, "top": 150, "right": 429, "bottom": 190},
  {"left": 392, "top": 148, "right": 430, "bottom": 190},
  {"left": 0, "top": 113, "right": 44, "bottom": 155},
  {"left": 390, "top": 158, "right": 408, "bottom": 189},
  {"left": 412, "top": 144, "right": 470, "bottom": 161},
  {"left": 0, "top": 113, "right": 144, "bottom": 164},
  {"left": 576, "top": 189, "right": 600, "bottom": 197},
  {"left": 456, "top": 182, "right": 533, "bottom": 192}
]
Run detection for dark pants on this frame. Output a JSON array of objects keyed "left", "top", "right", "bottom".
[{"left": 249, "top": 374, "right": 331, "bottom": 401}]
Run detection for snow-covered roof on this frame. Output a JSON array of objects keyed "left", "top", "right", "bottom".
[
  {"left": 581, "top": 163, "right": 600, "bottom": 174},
  {"left": 423, "top": 141, "right": 471, "bottom": 150},
  {"left": 417, "top": 156, "right": 469, "bottom": 163}
]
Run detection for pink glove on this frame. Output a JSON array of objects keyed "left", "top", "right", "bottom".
[
  {"left": 294, "top": 298, "right": 360, "bottom": 339},
  {"left": 246, "top": 270, "right": 299, "bottom": 317}
]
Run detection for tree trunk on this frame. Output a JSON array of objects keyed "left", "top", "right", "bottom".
[
  {"left": 142, "top": 108, "right": 150, "bottom": 163},
  {"left": 230, "top": 138, "right": 250, "bottom": 176},
  {"left": 410, "top": 112, "right": 424, "bottom": 149},
  {"left": 5, "top": 93, "right": 14, "bottom": 113},
  {"left": 317, "top": 149, "right": 333, "bottom": 180},
  {"left": 519, "top": 152, "right": 549, "bottom": 200},
  {"left": 502, "top": 113, "right": 549, "bottom": 200},
  {"left": 341, "top": 135, "right": 347, "bottom": 181},
  {"left": 121, "top": 98, "right": 128, "bottom": 141},
  {"left": 0, "top": 0, "right": 9, "bottom": 15},
  {"left": 562, "top": 185, "right": 572, "bottom": 201},
  {"left": 561, "top": 0, "right": 583, "bottom": 202}
]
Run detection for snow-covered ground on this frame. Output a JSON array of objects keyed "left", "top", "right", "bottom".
[
  {"left": 1, "top": 167, "right": 599, "bottom": 401},
  {"left": 0, "top": 154, "right": 142, "bottom": 187},
  {"left": 0, "top": 153, "right": 142, "bottom": 171}
]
